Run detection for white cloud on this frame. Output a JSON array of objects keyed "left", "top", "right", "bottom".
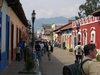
[
  {"left": 36, "top": 9, "right": 54, "bottom": 19},
  {"left": 20, "top": 0, "right": 86, "bottom": 19}
]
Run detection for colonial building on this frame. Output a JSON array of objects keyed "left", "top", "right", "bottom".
[
  {"left": 61, "top": 22, "right": 72, "bottom": 49},
  {"left": 51, "top": 23, "right": 56, "bottom": 41},
  {"left": 54, "top": 20, "right": 73, "bottom": 49},
  {"left": 72, "top": 15, "right": 100, "bottom": 51},
  {"left": 40, "top": 24, "right": 52, "bottom": 41},
  {"left": 0, "top": 0, "right": 28, "bottom": 72}
]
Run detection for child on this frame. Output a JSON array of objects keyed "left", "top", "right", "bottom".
[{"left": 16, "top": 43, "right": 21, "bottom": 61}]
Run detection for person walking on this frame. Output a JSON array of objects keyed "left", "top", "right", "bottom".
[
  {"left": 47, "top": 42, "right": 53, "bottom": 61},
  {"left": 35, "top": 41, "right": 42, "bottom": 62},
  {"left": 16, "top": 43, "right": 21, "bottom": 61},
  {"left": 39, "top": 41, "right": 44, "bottom": 56},
  {"left": 18, "top": 38, "right": 25, "bottom": 60},
  {"left": 82, "top": 44, "right": 99, "bottom": 75},
  {"left": 74, "top": 42, "right": 84, "bottom": 63},
  {"left": 43, "top": 41, "right": 48, "bottom": 55},
  {"left": 52, "top": 40, "right": 55, "bottom": 48}
]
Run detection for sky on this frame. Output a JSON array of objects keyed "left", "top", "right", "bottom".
[{"left": 20, "top": 0, "right": 86, "bottom": 20}]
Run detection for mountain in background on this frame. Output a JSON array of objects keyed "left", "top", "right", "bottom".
[{"left": 34, "top": 16, "right": 75, "bottom": 31}]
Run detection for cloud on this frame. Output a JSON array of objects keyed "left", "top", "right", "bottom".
[
  {"left": 20, "top": 0, "right": 86, "bottom": 19},
  {"left": 36, "top": 9, "right": 54, "bottom": 19},
  {"left": 36, "top": 6, "right": 79, "bottom": 19}
]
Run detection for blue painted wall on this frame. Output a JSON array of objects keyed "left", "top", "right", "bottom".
[
  {"left": 0, "top": 11, "right": 2, "bottom": 72},
  {"left": 0, "top": 12, "right": 10, "bottom": 72},
  {"left": 62, "top": 29, "right": 72, "bottom": 34},
  {"left": 6, "top": 15, "right": 10, "bottom": 60},
  {"left": 0, "top": 52, "right": 7, "bottom": 72}
]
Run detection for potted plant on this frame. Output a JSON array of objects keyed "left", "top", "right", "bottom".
[
  {"left": 63, "top": 46, "right": 67, "bottom": 50},
  {"left": 23, "top": 56, "right": 36, "bottom": 73},
  {"left": 18, "top": 45, "right": 36, "bottom": 74},
  {"left": 69, "top": 48, "right": 73, "bottom": 52}
]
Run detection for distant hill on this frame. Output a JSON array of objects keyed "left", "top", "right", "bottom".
[{"left": 34, "top": 16, "right": 75, "bottom": 31}]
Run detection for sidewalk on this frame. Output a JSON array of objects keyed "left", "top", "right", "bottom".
[
  {"left": 0, "top": 59, "right": 38, "bottom": 75},
  {"left": 0, "top": 48, "right": 73, "bottom": 75},
  {"left": 40, "top": 47, "right": 75, "bottom": 75},
  {"left": 0, "top": 47, "right": 100, "bottom": 75},
  {"left": 40, "top": 47, "right": 100, "bottom": 75},
  {"left": 0, "top": 60, "right": 24, "bottom": 75}
]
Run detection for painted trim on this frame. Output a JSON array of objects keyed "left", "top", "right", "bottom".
[
  {"left": 90, "top": 27, "right": 95, "bottom": 30},
  {"left": 78, "top": 31, "right": 82, "bottom": 42},
  {"left": 6, "top": 15, "right": 10, "bottom": 60},
  {"left": 83, "top": 32, "right": 87, "bottom": 46},
  {"left": 91, "top": 30, "right": 96, "bottom": 43},
  {"left": 0, "top": 11, "right": 2, "bottom": 60}
]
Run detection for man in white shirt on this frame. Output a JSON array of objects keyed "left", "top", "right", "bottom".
[
  {"left": 39, "top": 41, "right": 44, "bottom": 56},
  {"left": 74, "top": 42, "right": 84, "bottom": 63}
]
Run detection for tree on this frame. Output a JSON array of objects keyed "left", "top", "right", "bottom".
[{"left": 75, "top": 0, "right": 100, "bottom": 20}]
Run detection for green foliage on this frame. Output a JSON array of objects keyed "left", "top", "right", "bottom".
[
  {"left": 55, "top": 44, "right": 61, "bottom": 48},
  {"left": 58, "top": 44, "right": 61, "bottom": 48},
  {"left": 63, "top": 46, "right": 67, "bottom": 50},
  {"left": 24, "top": 57, "right": 36, "bottom": 72},
  {"left": 96, "top": 54, "right": 100, "bottom": 61},
  {"left": 69, "top": 48, "right": 73, "bottom": 52},
  {"left": 75, "top": 0, "right": 100, "bottom": 19}
]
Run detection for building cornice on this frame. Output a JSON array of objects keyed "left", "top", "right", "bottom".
[{"left": 6, "top": 0, "right": 29, "bottom": 27}]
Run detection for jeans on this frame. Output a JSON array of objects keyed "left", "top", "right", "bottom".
[
  {"left": 36, "top": 51, "right": 42, "bottom": 62},
  {"left": 41, "top": 49, "right": 44, "bottom": 56},
  {"left": 33, "top": 51, "right": 37, "bottom": 61}
]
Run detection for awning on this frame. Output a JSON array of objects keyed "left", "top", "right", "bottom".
[{"left": 65, "top": 37, "right": 71, "bottom": 40}]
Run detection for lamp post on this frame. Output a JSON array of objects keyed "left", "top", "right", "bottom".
[
  {"left": 31, "top": 10, "right": 36, "bottom": 49},
  {"left": 76, "top": 24, "right": 80, "bottom": 44}
]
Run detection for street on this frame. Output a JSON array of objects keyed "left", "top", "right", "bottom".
[
  {"left": 41, "top": 47, "right": 75, "bottom": 75},
  {"left": 0, "top": 47, "right": 100, "bottom": 75}
]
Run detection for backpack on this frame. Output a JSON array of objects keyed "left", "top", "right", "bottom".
[
  {"left": 77, "top": 46, "right": 82, "bottom": 55},
  {"left": 62, "top": 59, "right": 91, "bottom": 75}
]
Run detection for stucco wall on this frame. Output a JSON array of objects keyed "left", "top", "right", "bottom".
[
  {"left": 9, "top": 8, "right": 26, "bottom": 50},
  {"left": 72, "top": 16, "right": 100, "bottom": 50},
  {"left": 51, "top": 23, "right": 56, "bottom": 40},
  {"left": 1, "top": 0, "right": 9, "bottom": 52}
]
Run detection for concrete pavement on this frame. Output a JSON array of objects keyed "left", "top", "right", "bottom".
[
  {"left": 41, "top": 47, "right": 100, "bottom": 75},
  {"left": 0, "top": 59, "right": 38, "bottom": 75},
  {"left": 0, "top": 47, "right": 100, "bottom": 75},
  {"left": 40, "top": 47, "right": 76, "bottom": 75},
  {"left": 0, "top": 47, "right": 74, "bottom": 75}
]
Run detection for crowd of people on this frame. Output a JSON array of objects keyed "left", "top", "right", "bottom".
[
  {"left": 15, "top": 38, "right": 55, "bottom": 62},
  {"left": 34, "top": 39, "right": 54, "bottom": 62},
  {"left": 15, "top": 38, "right": 99, "bottom": 74}
]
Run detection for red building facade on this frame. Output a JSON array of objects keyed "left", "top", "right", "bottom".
[{"left": 72, "top": 15, "right": 100, "bottom": 50}]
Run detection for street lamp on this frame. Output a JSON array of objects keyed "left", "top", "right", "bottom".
[{"left": 31, "top": 10, "right": 36, "bottom": 49}]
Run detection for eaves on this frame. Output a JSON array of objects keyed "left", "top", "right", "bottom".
[
  {"left": 92, "top": 9, "right": 100, "bottom": 16},
  {"left": 6, "top": 0, "right": 29, "bottom": 27}
]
